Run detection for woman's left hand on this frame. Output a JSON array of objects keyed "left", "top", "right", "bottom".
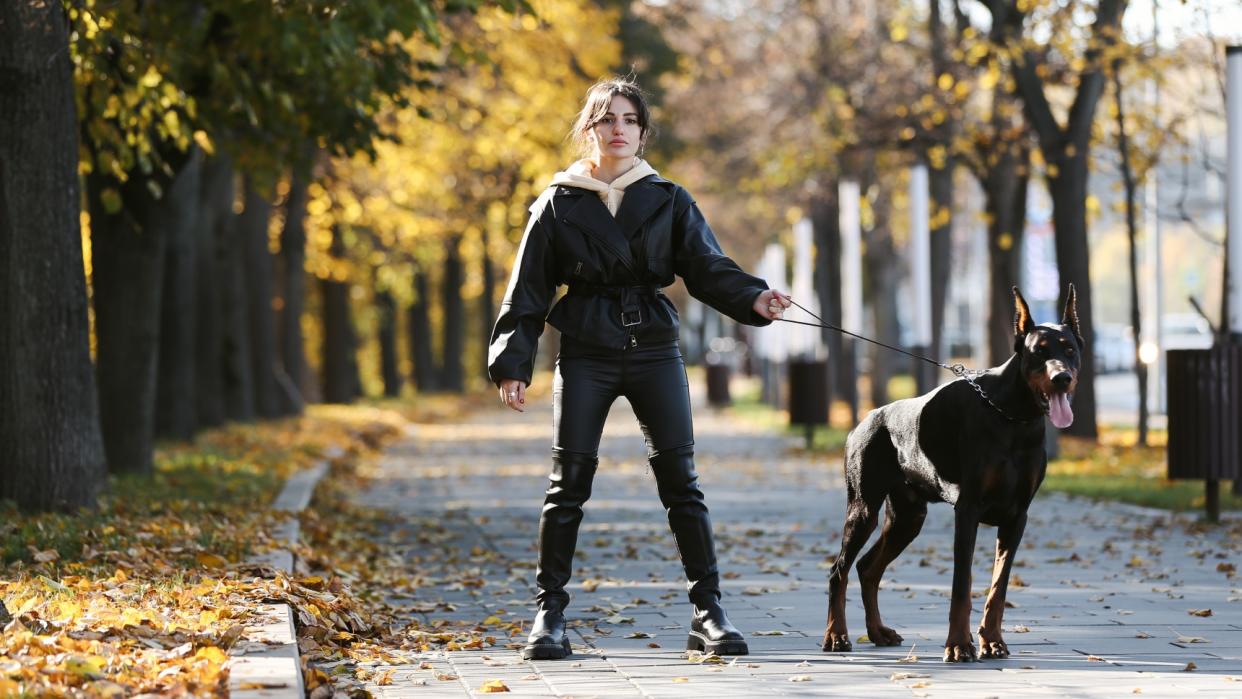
[{"left": 754, "top": 289, "right": 792, "bottom": 320}]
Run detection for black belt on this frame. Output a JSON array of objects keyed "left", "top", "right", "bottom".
[
  {"left": 566, "top": 282, "right": 661, "bottom": 298},
  {"left": 566, "top": 282, "right": 661, "bottom": 327}
]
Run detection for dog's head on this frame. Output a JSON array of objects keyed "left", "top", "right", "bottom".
[{"left": 1013, "top": 284, "right": 1084, "bottom": 429}]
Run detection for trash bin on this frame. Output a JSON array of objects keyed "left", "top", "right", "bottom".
[
  {"left": 1166, "top": 345, "right": 1242, "bottom": 521},
  {"left": 789, "top": 359, "right": 829, "bottom": 449},
  {"left": 706, "top": 360, "right": 731, "bottom": 407}
]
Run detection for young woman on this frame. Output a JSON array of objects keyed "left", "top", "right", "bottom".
[{"left": 488, "top": 77, "right": 791, "bottom": 660}]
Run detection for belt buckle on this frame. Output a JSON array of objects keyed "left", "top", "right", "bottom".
[{"left": 621, "top": 308, "right": 643, "bottom": 327}]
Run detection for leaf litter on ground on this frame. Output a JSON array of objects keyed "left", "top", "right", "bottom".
[{"left": 0, "top": 403, "right": 407, "bottom": 697}]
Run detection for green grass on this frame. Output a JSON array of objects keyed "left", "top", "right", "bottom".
[
  {"left": 725, "top": 374, "right": 851, "bottom": 453},
  {"left": 0, "top": 448, "right": 283, "bottom": 565},
  {"left": 1043, "top": 433, "right": 1242, "bottom": 514}
]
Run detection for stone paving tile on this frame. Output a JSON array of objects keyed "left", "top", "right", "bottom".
[{"left": 353, "top": 389, "right": 1242, "bottom": 696}]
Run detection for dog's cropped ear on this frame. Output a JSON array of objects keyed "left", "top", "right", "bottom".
[
  {"left": 1013, "top": 286, "right": 1035, "bottom": 350},
  {"left": 1062, "top": 283, "right": 1085, "bottom": 347}
]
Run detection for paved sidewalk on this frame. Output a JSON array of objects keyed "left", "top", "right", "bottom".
[{"left": 353, "top": 386, "right": 1242, "bottom": 698}]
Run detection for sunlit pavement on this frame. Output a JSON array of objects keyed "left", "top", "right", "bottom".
[{"left": 354, "top": 380, "right": 1242, "bottom": 698}]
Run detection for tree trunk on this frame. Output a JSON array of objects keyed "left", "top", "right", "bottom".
[
  {"left": 220, "top": 175, "right": 255, "bottom": 422},
  {"left": 481, "top": 226, "right": 496, "bottom": 383},
  {"left": 864, "top": 183, "right": 899, "bottom": 409},
  {"left": 409, "top": 266, "right": 437, "bottom": 392},
  {"left": 1046, "top": 153, "right": 1099, "bottom": 438},
  {"left": 89, "top": 178, "right": 156, "bottom": 475},
  {"left": 89, "top": 150, "right": 196, "bottom": 475},
  {"left": 377, "top": 286, "right": 402, "bottom": 398},
  {"left": 241, "top": 181, "right": 278, "bottom": 418},
  {"left": 440, "top": 234, "right": 465, "bottom": 393},
  {"left": 321, "top": 226, "right": 359, "bottom": 403},
  {"left": 0, "top": 1, "right": 107, "bottom": 510},
  {"left": 1001, "top": 0, "right": 1124, "bottom": 440},
  {"left": 1113, "top": 62, "right": 1149, "bottom": 446},
  {"left": 928, "top": 160, "right": 953, "bottom": 361},
  {"left": 927, "top": 0, "right": 955, "bottom": 364},
  {"left": 194, "top": 156, "right": 233, "bottom": 428},
  {"left": 985, "top": 147, "right": 1030, "bottom": 366},
  {"left": 155, "top": 148, "right": 204, "bottom": 441},
  {"left": 811, "top": 180, "right": 844, "bottom": 406},
  {"left": 276, "top": 165, "right": 310, "bottom": 415}
]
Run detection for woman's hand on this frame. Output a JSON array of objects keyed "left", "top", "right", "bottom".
[
  {"left": 498, "top": 378, "right": 527, "bottom": 412},
  {"left": 754, "top": 289, "right": 792, "bottom": 320}
]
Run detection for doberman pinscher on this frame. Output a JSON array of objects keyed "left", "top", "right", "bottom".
[{"left": 823, "top": 285, "right": 1083, "bottom": 662}]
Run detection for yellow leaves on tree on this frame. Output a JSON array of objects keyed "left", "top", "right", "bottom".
[{"left": 309, "top": 0, "right": 622, "bottom": 294}]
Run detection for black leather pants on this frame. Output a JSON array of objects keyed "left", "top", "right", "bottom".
[{"left": 534, "top": 335, "right": 721, "bottom": 609}]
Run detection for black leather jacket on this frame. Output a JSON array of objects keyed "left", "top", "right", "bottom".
[{"left": 487, "top": 174, "right": 771, "bottom": 387}]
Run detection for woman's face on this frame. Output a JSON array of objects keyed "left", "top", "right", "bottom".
[{"left": 588, "top": 95, "right": 643, "bottom": 161}]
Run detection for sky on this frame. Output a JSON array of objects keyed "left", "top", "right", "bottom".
[{"left": 1123, "top": 0, "right": 1242, "bottom": 46}]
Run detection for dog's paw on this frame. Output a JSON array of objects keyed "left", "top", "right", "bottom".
[
  {"left": 943, "top": 641, "right": 978, "bottom": 663},
  {"left": 867, "top": 625, "right": 903, "bottom": 647},
  {"left": 821, "top": 632, "right": 853, "bottom": 653},
  {"left": 978, "top": 638, "right": 1009, "bottom": 659}
]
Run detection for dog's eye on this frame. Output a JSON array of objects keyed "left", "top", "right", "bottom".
[{"left": 1066, "top": 348, "right": 1075, "bottom": 355}]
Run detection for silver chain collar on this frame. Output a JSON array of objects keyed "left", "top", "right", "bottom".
[{"left": 949, "top": 364, "right": 1043, "bottom": 424}]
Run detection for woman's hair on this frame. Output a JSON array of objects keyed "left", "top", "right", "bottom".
[{"left": 569, "top": 77, "right": 654, "bottom": 159}]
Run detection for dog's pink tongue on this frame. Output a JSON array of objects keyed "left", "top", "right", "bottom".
[{"left": 1049, "top": 393, "right": 1074, "bottom": 428}]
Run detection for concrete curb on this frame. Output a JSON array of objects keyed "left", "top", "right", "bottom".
[{"left": 228, "top": 447, "right": 341, "bottom": 698}]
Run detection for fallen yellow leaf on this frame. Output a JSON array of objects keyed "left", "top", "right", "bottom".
[
  {"left": 64, "top": 655, "right": 104, "bottom": 678},
  {"left": 196, "top": 552, "right": 228, "bottom": 568},
  {"left": 194, "top": 646, "right": 228, "bottom": 664},
  {"left": 479, "top": 679, "right": 510, "bottom": 693}
]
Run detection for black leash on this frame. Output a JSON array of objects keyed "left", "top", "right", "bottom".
[
  {"left": 775, "top": 299, "right": 974, "bottom": 378},
  {"left": 774, "top": 299, "right": 1040, "bottom": 423}
]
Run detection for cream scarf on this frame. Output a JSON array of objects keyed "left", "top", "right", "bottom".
[{"left": 549, "top": 158, "right": 658, "bottom": 217}]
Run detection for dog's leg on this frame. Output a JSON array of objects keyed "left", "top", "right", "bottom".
[
  {"left": 944, "top": 505, "right": 980, "bottom": 662},
  {"left": 823, "top": 499, "right": 879, "bottom": 652},
  {"left": 977, "top": 512, "right": 1027, "bottom": 659},
  {"left": 856, "top": 493, "right": 926, "bottom": 647}
]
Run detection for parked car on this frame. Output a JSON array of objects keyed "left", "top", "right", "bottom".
[
  {"left": 1093, "top": 323, "right": 1135, "bottom": 374},
  {"left": 1162, "top": 313, "right": 1214, "bottom": 351}
]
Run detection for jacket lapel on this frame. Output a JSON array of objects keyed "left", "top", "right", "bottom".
[
  {"left": 615, "top": 178, "right": 672, "bottom": 243},
  {"left": 560, "top": 189, "right": 637, "bottom": 277}
]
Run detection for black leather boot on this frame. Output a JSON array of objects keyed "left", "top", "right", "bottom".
[
  {"left": 523, "top": 450, "right": 597, "bottom": 660},
  {"left": 688, "top": 596, "right": 748, "bottom": 655},
  {"left": 522, "top": 599, "right": 571, "bottom": 660},
  {"left": 651, "top": 446, "right": 749, "bottom": 656}
]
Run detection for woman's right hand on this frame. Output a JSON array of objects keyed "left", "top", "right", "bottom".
[{"left": 498, "top": 378, "right": 527, "bottom": 412}]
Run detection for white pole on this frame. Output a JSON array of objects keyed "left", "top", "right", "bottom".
[
  {"left": 909, "top": 164, "right": 933, "bottom": 348},
  {"left": 766, "top": 242, "right": 790, "bottom": 363},
  {"left": 791, "top": 217, "right": 822, "bottom": 359},
  {"left": 1146, "top": 1, "right": 1167, "bottom": 413},
  {"left": 840, "top": 181, "right": 863, "bottom": 333},
  {"left": 1227, "top": 45, "right": 1242, "bottom": 339},
  {"left": 752, "top": 248, "right": 773, "bottom": 361}
]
